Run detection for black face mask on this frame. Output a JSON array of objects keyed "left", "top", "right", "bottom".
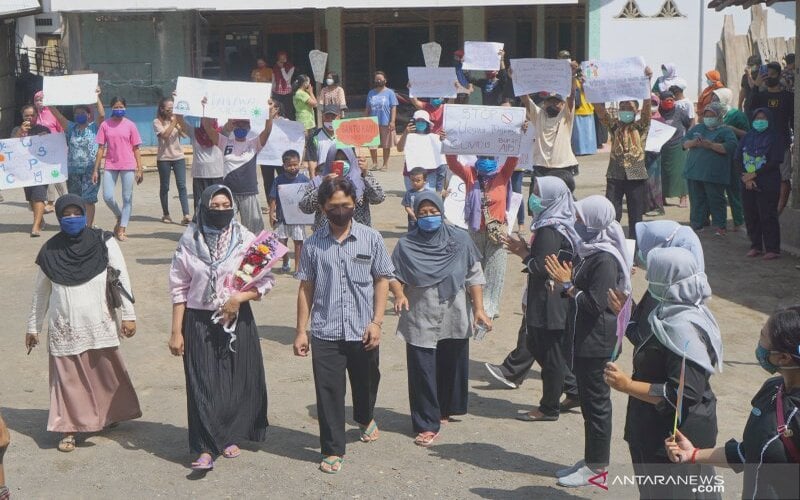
[
  {"left": 766, "top": 77, "right": 780, "bottom": 88},
  {"left": 205, "top": 208, "right": 234, "bottom": 230},
  {"left": 545, "top": 106, "right": 560, "bottom": 118},
  {"left": 326, "top": 207, "right": 355, "bottom": 227}
]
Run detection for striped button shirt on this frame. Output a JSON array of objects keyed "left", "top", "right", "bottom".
[{"left": 296, "top": 221, "right": 395, "bottom": 342}]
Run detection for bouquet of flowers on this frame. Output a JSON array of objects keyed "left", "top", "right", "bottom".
[{"left": 211, "top": 230, "right": 288, "bottom": 350}]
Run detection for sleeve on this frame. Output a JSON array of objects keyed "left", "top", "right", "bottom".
[
  {"left": 500, "top": 157, "right": 519, "bottom": 180},
  {"left": 682, "top": 126, "right": 699, "bottom": 145},
  {"left": 168, "top": 243, "right": 192, "bottom": 304},
  {"left": 299, "top": 181, "right": 319, "bottom": 215},
  {"left": 401, "top": 191, "right": 411, "bottom": 207},
  {"left": 295, "top": 240, "right": 316, "bottom": 282},
  {"left": 107, "top": 238, "right": 136, "bottom": 321},
  {"left": 525, "top": 100, "right": 542, "bottom": 121},
  {"left": 297, "top": 90, "right": 310, "bottom": 104},
  {"left": 681, "top": 109, "right": 693, "bottom": 129},
  {"left": 217, "top": 134, "right": 229, "bottom": 152},
  {"left": 721, "top": 130, "right": 739, "bottom": 157},
  {"left": 249, "top": 136, "right": 265, "bottom": 154},
  {"left": 363, "top": 173, "right": 386, "bottom": 205},
  {"left": 153, "top": 118, "right": 165, "bottom": 136},
  {"left": 129, "top": 121, "right": 142, "bottom": 147},
  {"left": 446, "top": 155, "right": 469, "bottom": 181},
  {"left": 390, "top": 90, "right": 399, "bottom": 107},
  {"left": 95, "top": 123, "right": 106, "bottom": 145},
  {"left": 574, "top": 256, "right": 618, "bottom": 318},
  {"left": 27, "top": 269, "right": 52, "bottom": 334},
  {"left": 370, "top": 234, "right": 396, "bottom": 279},
  {"left": 251, "top": 267, "right": 276, "bottom": 299},
  {"left": 648, "top": 350, "right": 709, "bottom": 419},
  {"left": 524, "top": 228, "right": 563, "bottom": 280},
  {"left": 724, "top": 439, "right": 747, "bottom": 474},
  {"left": 735, "top": 137, "right": 745, "bottom": 163},
  {"left": 338, "top": 88, "right": 348, "bottom": 108},
  {"left": 465, "top": 261, "right": 486, "bottom": 287}
]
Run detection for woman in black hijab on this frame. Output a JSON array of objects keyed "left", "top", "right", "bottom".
[{"left": 26, "top": 194, "right": 140, "bottom": 453}]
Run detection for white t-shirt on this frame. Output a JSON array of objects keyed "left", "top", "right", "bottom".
[
  {"left": 190, "top": 133, "right": 224, "bottom": 179},
  {"left": 676, "top": 98, "right": 695, "bottom": 120},
  {"left": 527, "top": 100, "right": 578, "bottom": 169}
]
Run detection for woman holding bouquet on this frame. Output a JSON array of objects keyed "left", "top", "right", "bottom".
[{"left": 169, "top": 184, "right": 275, "bottom": 471}]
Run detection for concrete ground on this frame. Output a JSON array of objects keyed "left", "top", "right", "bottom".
[{"left": 1, "top": 152, "right": 799, "bottom": 499}]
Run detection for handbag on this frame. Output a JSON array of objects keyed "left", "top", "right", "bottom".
[
  {"left": 106, "top": 266, "right": 135, "bottom": 314},
  {"left": 478, "top": 177, "right": 508, "bottom": 245}
]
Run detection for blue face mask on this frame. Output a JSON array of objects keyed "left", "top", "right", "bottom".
[
  {"left": 703, "top": 117, "right": 719, "bottom": 129},
  {"left": 430, "top": 98, "right": 443, "bottom": 107},
  {"left": 528, "top": 194, "right": 545, "bottom": 214},
  {"left": 60, "top": 215, "right": 87, "bottom": 236},
  {"left": 417, "top": 215, "right": 443, "bottom": 232},
  {"left": 574, "top": 221, "right": 599, "bottom": 242},
  {"left": 75, "top": 114, "right": 89, "bottom": 124},
  {"left": 233, "top": 127, "right": 249, "bottom": 139},
  {"left": 619, "top": 111, "right": 635, "bottom": 124},
  {"left": 752, "top": 119, "right": 769, "bottom": 132},
  {"left": 475, "top": 158, "right": 498, "bottom": 176},
  {"left": 111, "top": 108, "right": 126, "bottom": 118},
  {"left": 755, "top": 345, "right": 780, "bottom": 374},
  {"left": 415, "top": 121, "right": 429, "bottom": 133}
]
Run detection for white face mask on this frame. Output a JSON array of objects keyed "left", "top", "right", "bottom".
[
  {"left": 325, "top": 78, "right": 334, "bottom": 86},
  {"left": 323, "top": 121, "right": 333, "bottom": 130}
]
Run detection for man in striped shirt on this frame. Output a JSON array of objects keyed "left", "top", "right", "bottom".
[{"left": 294, "top": 176, "right": 394, "bottom": 474}]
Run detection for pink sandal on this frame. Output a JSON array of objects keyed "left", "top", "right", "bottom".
[
  {"left": 191, "top": 453, "right": 214, "bottom": 470},
  {"left": 223, "top": 444, "right": 241, "bottom": 458}
]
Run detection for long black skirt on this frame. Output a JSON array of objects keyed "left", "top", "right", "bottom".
[{"left": 183, "top": 304, "right": 268, "bottom": 455}]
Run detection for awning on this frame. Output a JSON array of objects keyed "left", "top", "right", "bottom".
[
  {"left": 0, "top": 0, "right": 41, "bottom": 19},
  {"left": 707, "top": 0, "right": 795, "bottom": 11}
]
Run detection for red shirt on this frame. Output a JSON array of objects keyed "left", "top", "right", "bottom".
[{"left": 446, "top": 155, "right": 518, "bottom": 227}]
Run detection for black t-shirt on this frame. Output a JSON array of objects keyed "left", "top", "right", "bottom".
[
  {"left": 749, "top": 89, "right": 795, "bottom": 148},
  {"left": 524, "top": 226, "right": 572, "bottom": 331}
]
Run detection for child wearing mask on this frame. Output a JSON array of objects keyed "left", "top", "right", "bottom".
[
  {"left": 269, "top": 149, "right": 310, "bottom": 274},
  {"left": 401, "top": 167, "right": 433, "bottom": 232}
]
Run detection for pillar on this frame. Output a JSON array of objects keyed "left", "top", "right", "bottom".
[
  {"left": 462, "top": 7, "right": 484, "bottom": 104},
  {"left": 586, "top": 0, "right": 602, "bottom": 60},
  {"left": 324, "top": 8, "right": 342, "bottom": 77}
]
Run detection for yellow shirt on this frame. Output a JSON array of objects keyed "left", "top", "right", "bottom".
[{"left": 575, "top": 81, "right": 594, "bottom": 116}]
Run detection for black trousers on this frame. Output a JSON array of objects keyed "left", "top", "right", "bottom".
[
  {"left": 310, "top": 337, "right": 380, "bottom": 457},
  {"left": 260, "top": 165, "right": 284, "bottom": 205},
  {"left": 742, "top": 186, "right": 781, "bottom": 254},
  {"left": 192, "top": 177, "right": 224, "bottom": 213},
  {"left": 406, "top": 339, "right": 469, "bottom": 434},
  {"left": 605, "top": 178, "right": 647, "bottom": 241},
  {"left": 531, "top": 165, "right": 579, "bottom": 194},
  {"left": 528, "top": 327, "right": 571, "bottom": 416},
  {"left": 575, "top": 356, "right": 612, "bottom": 468},
  {"left": 629, "top": 445, "right": 721, "bottom": 500}
]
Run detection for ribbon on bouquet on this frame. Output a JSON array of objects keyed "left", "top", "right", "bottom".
[{"left": 210, "top": 309, "right": 239, "bottom": 352}]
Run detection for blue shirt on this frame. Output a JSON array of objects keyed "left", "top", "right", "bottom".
[
  {"left": 367, "top": 88, "right": 399, "bottom": 126},
  {"left": 269, "top": 172, "right": 310, "bottom": 223},
  {"left": 66, "top": 121, "right": 99, "bottom": 173},
  {"left": 296, "top": 222, "right": 395, "bottom": 341},
  {"left": 401, "top": 186, "right": 433, "bottom": 208}
]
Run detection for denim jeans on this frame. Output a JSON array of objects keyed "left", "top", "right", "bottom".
[
  {"left": 103, "top": 169, "right": 135, "bottom": 227},
  {"left": 157, "top": 159, "right": 189, "bottom": 217}
]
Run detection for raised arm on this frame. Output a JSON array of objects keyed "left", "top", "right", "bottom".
[
  {"left": 95, "top": 87, "right": 105, "bottom": 125},
  {"left": 258, "top": 117, "right": 273, "bottom": 148},
  {"left": 48, "top": 106, "right": 69, "bottom": 132},
  {"left": 201, "top": 117, "right": 221, "bottom": 147}
]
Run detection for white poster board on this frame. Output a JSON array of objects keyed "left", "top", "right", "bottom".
[
  {"left": 407, "top": 67, "right": 458, "bottom": 99},
  {"left": 515, "top": 125, "right": 536, "bottom": 172},
  {"left": 175, "top": 77, "right": 271, "bottom": 122},
  {"left": 0, "top": 133, "right": 68, "bottom": 189},
  {"left": 461, "top": 41, "right": 504, "bottom": 71},
  {"left": 278, "top": 183, "right": 315, "bottom": 225},
  {"left": 42, "top": 74, "right": 99, "bottom": 106},
  {"left": 645, "top": 119, "right": 677, "bottom": 153},
  {"left": 510, "top": 58, "right": 572, "bottom": 98},
  {"left": 580, "top": 57, "right": 650, "bottom": 103},
  {"left": 506, "top": 192, "right": 523, "bottom": 234},
  {"left": 442, "top": 176, "right": 522, "bottom": 235},
  {"left": 309, "top": 50, "right": 328, "bottom": 83},
  {"left": 403, "top": 133, "right": 445, "bottom": 171},
  {"left": 256, "top": 119, "right": 307, "bottom": 165},
  {"left": 421, "top": 42, "right": 442, "bottom": 68},
  {"left": 441, "top": 104, "right": 526, "bottom": 156}
]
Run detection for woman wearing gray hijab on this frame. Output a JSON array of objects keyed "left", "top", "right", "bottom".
[
  {"left": 391, "top": 191, "right": 491, "bottom": 447},
  {"left": 605, "top": 247, "right": 722, "bottom": 499}
]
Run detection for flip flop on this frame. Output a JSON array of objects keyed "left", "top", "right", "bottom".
[
  {"left": 223, "top": 444, "right": 241, "bottom": 458},
  {"left": 319, "top": 456, "right": 343, "bottom": 474},
  {"left": 359, "top": 420, "right": 379, "bottom": 443},
  {"left": 516, "top": 411, "right": 559, "bottom": 422},
  {"left": 414, "top": 431, "right": 440, "bottom": 447},
  {"left": 191, "top": 453, "right": 214, "bottom": 471},
  {"left": 57, "top": 435, "right": 76, "bottom": 452}
]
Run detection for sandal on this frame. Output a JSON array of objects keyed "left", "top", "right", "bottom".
[
  {"left": 161, "top": 215, "right": 173, "bottom": 224},
  {"left": 414, "top": 431, "right": 440, "bottom": 447},
  {"left": 180, "top": 215, "right": 191, "bottom": 226},
  {"left": 319, "top": 456, "right": 343, "bottom": 474},
  {"left": 359, "top": 420, "right": 380, "bottom": 443},
  {"left": 116, "top": 228, "right": 127, "bottom": 242},
  {"left": 223, "top": 444, "right": 241, "bottom": 458},
  {"left": 57, "top": 435, "right": 76, "bottom": 453},
  {"left": 191, "top": 453, "right": 214, "bottom": 471}
]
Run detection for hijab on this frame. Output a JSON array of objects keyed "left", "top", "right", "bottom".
[
  {"left": 574, "top": 195, "right": 632, "bottom": 293},
  {"left": 699, "top": 70, "right": 724, "bottom": 111},
  {"left": 635, "top": 220, "right": 705, "bottom": 272},
  {"left": 646, "top": 247, "right": 723, "bottom": 374},
  {"left": 392, "top": 191, "right": 481, "bottom": 303},
  {"left": 35, "top": 194, "right": 109, "bottom": 286},
  {"left": 740, "top": 107, "right": 778, "bottom": 161},
  {"left": 313, "top": 147, "right": 365, "bottom": 199},
  {"left": 530, "top": 176, "right": 581, "bottom": 251},
  {"left": 712, "top": 88, "right": 734, "bottom": 113},
  {"left": 33, "top": 91, "right": 64, "bottom": 133},
  {"left": 656, "top": 63, "right": 688, "bottom": 93}
]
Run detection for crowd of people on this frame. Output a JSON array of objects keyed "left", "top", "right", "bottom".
[{"left": 1, "top": 47, "right": 799, "bottom": 499}]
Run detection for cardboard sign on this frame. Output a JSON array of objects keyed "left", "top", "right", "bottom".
[
  {"left": 442, "top": 175, "right": 522, "bottom": 235},
  {"left": 506, "top": 192, "right": 523, "bottom": 234},
  {"left": 515, "top": 125, "right": 536, "bottom": 172},
  {"left": 309, "top": 50, "right": 328, "bottom": 83},
  {"left": 421, "top": 42, "right": 442, "bottom": 68},
  {"left": 278, "top": 183, "right": 315, "bottom": 225},
  {"left": 42, "top": 74, "right": 98, "bottom": 106},
  {"left": 175, "top": 77, "right": 271, "bottom": 122},
  {"left": 256, "top": 119, "right": 306, "bottom": 165},
  {"left": 407, "top": 67, "right": 458, "bottom": 99},
  {"left": 403, "top": 133, "right": 445, "bottom": 171},
  {"left": 580, "top": 57, "right": 650, "bottom": 103},
  {"left": 510, "top": 58, "right": 572, "bottom": 98},
  {"left": 441, "top": 104, "right": 526, "bottom": 155},
  {"left": 333, "top": 116, "right": 380, "bottom": 148},
  {"left": 0, "top": 133, "right": 68, "bottom": 189},
  {"left": 462, "top": 41, "right": 504, "bottom": 71},
  {"left": 645, "top": 119, "right": 677, "bottom": 152}
]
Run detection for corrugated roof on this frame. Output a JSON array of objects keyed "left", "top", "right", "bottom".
[{"left": 708, "top": 0, "right": 795, "bottom": 12}]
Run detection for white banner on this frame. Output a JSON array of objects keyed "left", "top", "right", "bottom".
[
  {"left": 256, "top": 119, "right": 307, "bottom": 165},
  {"left": 0, "top": 133, "right": 68, "bottom": 190},
  {"left": 580, "top": 57, "right": 650, "bottom": 103},
  {"left": 42, "top": 74, "right": 98, "bottom": 106},
  {"left": 278, "top": 183, "right": 315, "bottom": 225},
  {"left": 443, "top": 176, "right": 521, "bottom": 235},
  {"left": 442, "top": 104, "right": 526, "bottom": 156},
  {"left": 462, "top": 41, "right": 504, "bottom": 71},
  {"left": 421, "top": 42, "right": 442, "bottom": 68},
  {"left": 174, "top": 77, "right": 271, "bottom": 122},
  {"left": 645, "top": 119, "right": 677, "bottom": 153},
  {"left": 407, "top": 67, "right": 458, "bottom": 99},
  {"left": 510, "top": 58, "right": 572, "bottom": 98},
  {"left": 403, "top": 133, "right": 445, "bottom": 171}
]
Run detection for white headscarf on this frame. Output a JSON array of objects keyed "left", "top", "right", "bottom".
[
  {"left": 657, "top": 63, "right": 688, "bottom": 93},
  {"left": 574, "top": 195, "right": 632, "bottom": 293}
]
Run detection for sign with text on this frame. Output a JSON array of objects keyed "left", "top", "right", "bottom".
[
  {"left": 256, "top": 119, "right": 306, "bottom": 166},
  {"left": 461, "top": 41, "right": 504, "bottom": 71},
  {"left": 42, "top": 74, "right": 99, "bottom": 106},
  {"left": 442, "top": 104, "right": 526, "bottom": 156},
  {"left": 278, "top": 183, "right": 315, "bottom": 226},
  {"left": 645, "top": 119, "right": 677, "bottom": 152},
  {"left": 333, "top": 116, "right": 380, "bottom": 149},
  {"left": 174, "top": 77, "right": 271, "bottom": 122},
  {"left": 510, "top": 58, "right": 572, "bottom": 98},
  {"left": 421, "top": 42, "right": 442, "bottom": 68},
  {"left": 0, "top": 133, "right": 68, "bottom": 189},
  {"left": 580, "top": 57, "right": 650, "bottom": 103},
  {"left": 407, "top": 67, "right": 458, "bottom": 99},
  {"left": 403, "top": 133, "right": 445, "bottom": 171}
]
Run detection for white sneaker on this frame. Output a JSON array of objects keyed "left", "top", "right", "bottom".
[
  {"left": 557, "top": 465, "right": 605, "bottom": 488},
  {"left": 484, "top": 363, "right": 517, "bottom": 389},
  {"left": 555, "top": 459, "right": 585, "bottom": 478}
]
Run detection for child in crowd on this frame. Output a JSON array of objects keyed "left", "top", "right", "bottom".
[
  {"left": 269, "top": 149, "right": 310, "bottom": 273},
  {"left": 401, "top": 167, "right": 433, "bottom": 231}
]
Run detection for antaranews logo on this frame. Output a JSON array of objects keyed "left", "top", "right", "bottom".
[{"left": 588, "top": 470, "right": 725, "bottom": 494}]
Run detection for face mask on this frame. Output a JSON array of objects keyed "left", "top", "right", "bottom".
[
  {"left": 648, "top": 281, "right": 670, "bottom": 302},
  {"left": 341, "top": 161, "right": 351, "bottom": 176},
  {"left": 703, "top": 117, "right": 719, "bottom": 129},
  {"left": 545, "top": 106, "right": 560, "bottom": 118},
  {"left": 766, "top": 77, "right": 780, "bottom": 88},
  {"left": 415, "top": 121, "right": 429, "bottom": 133},
  {"left": 375, "top": 80, "right": 385, "bottom": 87},
  {"left": 325, "top": 78, "right": 334, "bottom": 86},
  {"left": 475, "top": 158, "right": 498, "bottom": 176},
  {"left": 417, "top": 215, "right": 443, "bottom": 232},
  {"left": 753, "top": 119, "right": 769, "bottom": 132},
  {"left": 574, "top": 221, "right": 599, "bottom": 242},
  {"left": 326, "top": 206, "right": 355, "bottom": 227},
  {"left": 111, "top": 108, "right": 126, "bottom": 118},
  {"left": 75, "top": 114, "right": 89, "bottom": 125},
  {"left": 205, "top": 208, "right": 234, "bottom": 230},
  {"left": 60, "top": 215, "right": 87, "bottom": 236},
  {"left": 660, "top": 100, "right": 675, "bottom": 111},
  {"left": 323, "top": 121, "right": 334, "bottom": 130},
  {"left": 706, "top": 79, "right": 714, "bottom": 86},
  {"left": 756, "top": 345, "right": 780, "bottom": 374},
  {"left": 619, "top": 111, "right": 635, "bottom": 123},
  {"left": 528, "top": 194, "right": 545, "bottom": 214},
  {"left": 430, "top": 98, "right": 443, "bottom": 107},
  {"left": 662, "top": 68, "right": 669, "bottom": 77},
  {"left": 233, "top": 127, "right": 249, "bottom": 139}
]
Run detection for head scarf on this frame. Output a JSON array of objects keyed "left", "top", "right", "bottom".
[
  {"left": 646, "top": 247, "right": 723, "bottom": 374},
  {"left": 574, "top": 195, "right": 632, "bottom": 293},
  {"left": 32, "top": 91, "right": 64, "bottom": 133},
  {"left": 739, "top": 107, "right": 779, "bottom": 167},
  {"left": 635, "top": 220, "right": 705, "bottom": 272},
  {"left": 194, "top": 119, "right": 218, "bottom": 148},
  {"left": 314, "top": 147, "right": 365, "bottom": 199},
  {"left": 657, "top": 63, "right": 688, "bottom": 93},
  {"left": 702, "top": 102, "right": 726, "bottom": 130},
  {"left": 712, "top": 88, "right": 734, "bottom": 113},
  {"left": 392, "top": 191, "right": 481, "bottom": 303},
  {"left": 530, "top": 176, "right": 581, "bottom": 251},
  {"left": 35, "top": 194, "right": 109, "bottom": 286},
  {"left": 699, "top": 70, "right": 725, "bottom": 110}
]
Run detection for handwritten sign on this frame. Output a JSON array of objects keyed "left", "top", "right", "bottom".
[
  {"left": 462, "top": 41, "right": 504, "bottom": 71},
  {"left": 443, "top": 175, "right": 521, "bottom": 235},
  {"left": 407, "top": 67, "right": 458, "bottom": 99},
  {"left": 333, "top": 116, "right": 380, "bottom": 149},
  {"left": 175, "top": 76, "right": 271, "bottom": 122},
  {"left": 0, "top": 133, "right": 68, "bottom": 189},
  {"left": 515, "top": 125, "right": 536, "bottom": 171},
  {"left": 422, "top": 42, "right": 442, "bottom": 68},
  {"left": 309, "top": 50, "right": 328, "bottom": 83},
  {"left": 580, "top": 57, "right": 650, "bottom": 103},
  {"left": 404, "top": 133, "right": 445, "bottom": 171},
  {"left": 645, "top": 119, "right": 677, "bottom": 152},
  {"left": 256, "top": 119, "right": 306, "bottom": 166},
  {"left": 441, "top": 104, "right": 526, "bottom": 156},
  {"left": 278, "top": 183, "right": 315, "bottom": 225},
  {"left": 510, "top": 59, "right": 572, "bottom": 98},
  {"left": 42, "top": 74, "right": 98, "bottom": 106}
]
